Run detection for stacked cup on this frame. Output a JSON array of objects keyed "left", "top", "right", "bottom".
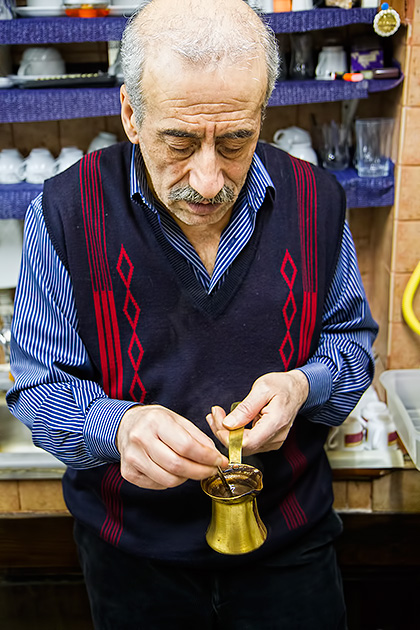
[{"left": 0, "top": 146, "right": 84, "bottom": 185}]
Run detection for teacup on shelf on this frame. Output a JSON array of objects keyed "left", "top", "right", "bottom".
[
  {"left": 20, "top": 148, "right": 57, "bottom": 184},
  {"left": 0, "top": 149, "right": 25, "bottom": 185}
]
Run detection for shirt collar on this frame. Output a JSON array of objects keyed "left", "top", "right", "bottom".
[{"left": 130, "top": 143, "right": 275, "bottom": 215}]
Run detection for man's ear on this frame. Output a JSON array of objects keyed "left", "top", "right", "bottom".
[{"left": 120, "top": 84, "right": 140, "bottom": 144}]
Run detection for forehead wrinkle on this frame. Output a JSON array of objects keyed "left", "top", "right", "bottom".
[{"left": 158, "top": 96, "right": 256, "bottom": 110}]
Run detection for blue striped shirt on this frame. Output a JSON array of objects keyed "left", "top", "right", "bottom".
[
  {"left": 7, "top": 148, "right": 378, "bottom": 468},
  {"left": 132, "top": 146, "right": 271, "bottom": 293}
]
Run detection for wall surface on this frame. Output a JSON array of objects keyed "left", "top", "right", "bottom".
[{"left": 387, "top": 0, "right": 420, "bottom": 369}]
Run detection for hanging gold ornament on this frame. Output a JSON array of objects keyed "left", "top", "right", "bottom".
[{"left": 373, "top": 3, "right": 401, "bottom": 37}]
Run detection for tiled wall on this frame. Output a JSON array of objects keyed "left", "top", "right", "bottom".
[{"left": 388, "top": 1, "right": 420, "bottom": 369}]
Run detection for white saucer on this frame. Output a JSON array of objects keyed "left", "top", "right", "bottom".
[
  {"left": 9, "top": 74, "right": 67, "bottom": 84},
  {"left": 0, "top": 77, "right": 13, "bottom": 89},
  {"left": 15, "top": 6, "right": 66, "bottom": 17},
  {"left": 108, "top": 5, "right": 138, "bottom": 16},
  {"left": 326, "top": 447, "right": 405, "bottom": 469}
]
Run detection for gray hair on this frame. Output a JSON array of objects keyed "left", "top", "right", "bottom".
[{"left": 120, "top": 0, "right": 279, "bottom": 126}]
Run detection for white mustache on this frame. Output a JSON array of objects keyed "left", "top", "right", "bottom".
[{"left": 168, "top": 184, "right": 235, "bottom": 205}]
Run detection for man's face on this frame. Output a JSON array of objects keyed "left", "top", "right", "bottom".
[{"left": 132, "top": 51, "right": 266, "bottom": 229}]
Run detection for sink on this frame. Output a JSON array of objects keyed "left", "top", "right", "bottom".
[{"left": 0, "top": 388, "right": 65, "bottom": 479}]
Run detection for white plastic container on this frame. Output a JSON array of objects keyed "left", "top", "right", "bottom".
[{"left": 380, "top": 370, "right": 420, "bottom": 469}]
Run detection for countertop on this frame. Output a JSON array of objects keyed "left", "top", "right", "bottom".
[{"left": 0, "top": 462, "right": 419, "bottom": 519}]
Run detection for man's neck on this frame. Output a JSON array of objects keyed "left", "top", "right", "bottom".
[{"left": 174, "top": 211, "right": 233, "bottom": 276}]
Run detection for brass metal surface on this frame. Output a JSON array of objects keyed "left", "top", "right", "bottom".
[
  {"left": 201, "top": 464, "right": 267, "bottom": 555},
  {"left": 228, "top": 427, "right": 244, "bottom": 464}
]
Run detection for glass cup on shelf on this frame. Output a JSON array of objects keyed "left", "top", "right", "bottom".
[
  {"left": 64, "top": 0, "right": 110, "bottom": 17},
  {"left": 289, "top": 33, "right": 315, "bottom": 80},
  {"left": 354, "top": 118, "right": 394, "bottom": 178},
  {"left": 319, "top": 121, "right": 350, "bottom": 171}
]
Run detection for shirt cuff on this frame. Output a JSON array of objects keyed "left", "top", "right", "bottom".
[
  {"left": 297, "top": 362, "right": 334, "bottom": 414},
  {"left": 84, "top": 398, "right": 138, "bottom": 461}
]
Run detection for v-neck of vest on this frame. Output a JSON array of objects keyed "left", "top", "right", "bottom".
[{"left": 138, "top": 198, "right": 269, "bottom": 319}]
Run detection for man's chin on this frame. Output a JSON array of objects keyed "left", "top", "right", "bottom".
[
  {"left": 186, "top": 202, "right": 223, "bottom": 216},
  {"left": 168, "top": 202, "right": 233, "bottom": 227}
]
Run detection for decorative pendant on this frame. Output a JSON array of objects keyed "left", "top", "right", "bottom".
[{"left": 373, "top": 3, "right": 401, "bottom": 37}]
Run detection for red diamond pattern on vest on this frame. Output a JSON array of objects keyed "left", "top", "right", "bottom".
[
  {"left": 279, "top": 250, "right": 297, "bottom": 370},
  {"left": 117, "top": 245, "right": 147, "bottom": 403}
]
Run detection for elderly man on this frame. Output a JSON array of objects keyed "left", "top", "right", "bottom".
[{"left": 7, "top": 0, "right": 377, "bottom": 628}]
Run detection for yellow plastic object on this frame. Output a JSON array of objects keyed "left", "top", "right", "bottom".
[{"left": 402, "top": 261, "right": 420, "bottom": 336}]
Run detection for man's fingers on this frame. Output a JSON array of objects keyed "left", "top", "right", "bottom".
[
  {"left": 223, "top": 388, "right": 270, "bottom": 429},
  {"left": 206, "top": 407, "right": 231, "bottom": 449},
  {"left": 118, "top": 405, "right": 228, "bottom": 490},
  {"left": 157, "top": 416, "right": 226, "bottom": 468},
  {"left": 121, "top": 450, "right": 188, "bottom": 489},
  {"left": 241, "top": 415, "right": 292, "bottom": 454}
]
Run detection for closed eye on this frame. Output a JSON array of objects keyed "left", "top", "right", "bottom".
[
  {"left": 218, "top": 143, "right": 248, "bottom": 158},
  {"left": 167, "top": 143, "right": 196, "bottom": 158}
]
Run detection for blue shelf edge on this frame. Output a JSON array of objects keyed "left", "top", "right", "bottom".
[
  {"left": 0, "top": 86, "right": 122, "bottom": 123},
  {"left": 0, "top": 9, "right": 379, "bottom": 45},
  {"left": 266, "top": 7, "right": 377, "bottom": 33},
  {"left": 1, "top": 73, "right": 403, "bottom": 123},
  {"left": 0, "top": 183, "right": 42, "bottom": 220},
  {"left": 0, "top": 164, "right": 395, "bottom": 221},
  {"left": 0, "top": 16, "right": 127, "bottom": 44},
  {"left": 269, "top": 78, "right": 369, "bottom": 106},
  {"left": 332, "top": 163, "right": 394, "bottom": 208}
]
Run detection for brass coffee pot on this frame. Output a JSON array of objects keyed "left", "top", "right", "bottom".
[{"left": 201, "top": 425, "right": 267, "bottom": 555}]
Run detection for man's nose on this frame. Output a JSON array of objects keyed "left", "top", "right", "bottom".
[{"left": 188, "top": 147, "right": 225, "bottom": 201}]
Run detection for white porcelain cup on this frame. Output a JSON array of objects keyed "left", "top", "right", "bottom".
[
  {"left": 288, "top": 142, "right": 318, "bottom": 165},
  {"left": 292, "top": 0, "right": 312, "bottom": 10},
  {"left": 27, "top": 0, "right": 63, "bottom": 6},
  {"left": 326, "top": 416, "right": 365, "bottom": 452},
  {"left": 315, "top": 45, "right": 347, "bottom": 79},
  {"left": 20, "top": 148, "right": 57, "bottom": 184},
  {"left": 273, "top": 126, "right": 311, "bottom": 152},
  {"left": 110, "top": 0, "right": 142, "bottom": 5},
  {"left": 362, "top": 402, "right": 399, "bottom": 450},
  {"left": 0, "top": 149, "right": 25, "bottom": 184},
  {"left": 246, "top": 0, "right": 274, "bottom": 11},
  {"left": 87, "top": 132, "right": 117, "bottom": 153},
  {"left": 272, "top": 127, "right": 318, "bottom": 165},
  {"left": 0, "top": 220, "right": 23, "bottom": 289},
  {"left": 18, "top": 47, "right": 65, "bottom": 77},
  {"left": 55, "top": 147, "right": 84, "bottom": 174}
]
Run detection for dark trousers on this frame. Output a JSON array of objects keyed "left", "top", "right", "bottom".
[{"left": 75, "top": 521, "right": 347, "bottom": 630}]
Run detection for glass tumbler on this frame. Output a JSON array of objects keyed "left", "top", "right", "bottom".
[
  {"left": 354, "top": 118, "right": 394, "bottom": 177},
  {"left": 320, "top": 121, "right": 350, "bottom": 171}
]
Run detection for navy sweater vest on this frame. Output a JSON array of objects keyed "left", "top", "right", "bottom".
[{"left": 43, "top": 141, "right": 346, "bottom": 565}]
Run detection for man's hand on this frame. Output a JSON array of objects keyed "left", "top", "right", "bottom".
[
  {"left": 206, "top": 371, "right": 309, "bottom": 455},
  {"left": 116, "top": 405, "right": 228, "bottom": 490}
]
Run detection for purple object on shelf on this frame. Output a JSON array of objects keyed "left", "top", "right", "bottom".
[{"left": 351, "top": 49, "right": 384, "bottom": 72}]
